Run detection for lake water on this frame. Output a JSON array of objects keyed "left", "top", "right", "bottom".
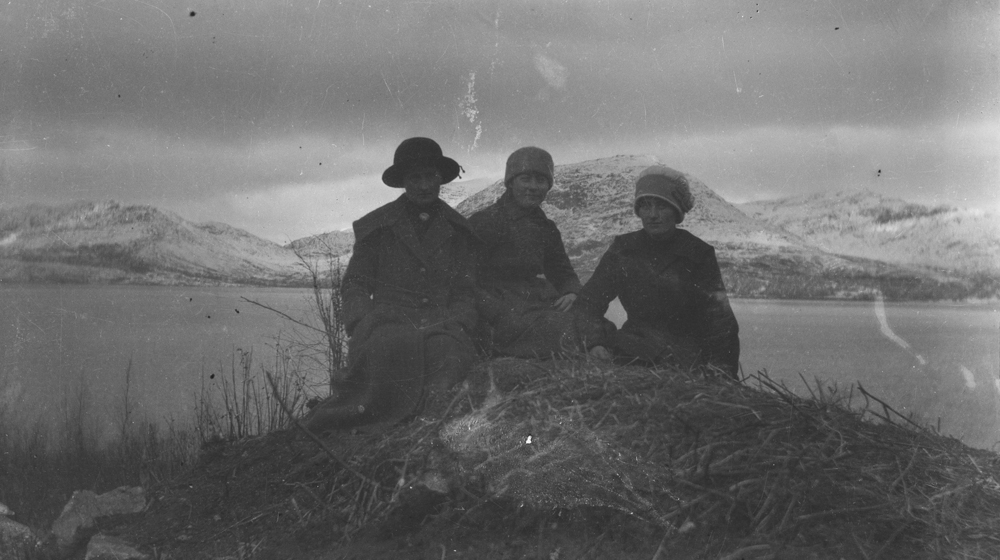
[
  {"left": 2, "top": 285, "right": 999, "bottom": 449},
  {"left": 0, "top": 285, "right": 324, "bottom": 436}
]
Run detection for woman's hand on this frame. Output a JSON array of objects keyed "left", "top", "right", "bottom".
[
  {"left": 551, "top": 293, "right": 577, "bottom": 312},
  {"left": 589, "top": 345, "right": 612, "bottom": 361}
]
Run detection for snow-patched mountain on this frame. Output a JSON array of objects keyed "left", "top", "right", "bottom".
[
  {"left": 459, "top": 155, "right": 827, "bottom": 272},
  {"left": 440, "top": 177, "right": 497, "bottom": 208},
  {"left": 3, "top": 160, "right": 995, "bottom": 298},
  {"left": 739, "top": 191, "right": 1000, "bottom": 274},
  {"left": 283, "top": 178, "right": 498, "bottom": 263},
  {"left": 285, "top": 229, "right": 355, "bottom": 262},
  {"left": 0, "top": 201, "right": 310, "bottom": 285},
  {"left": 455, "top": 155, "right": 995, "bottom": 299}
]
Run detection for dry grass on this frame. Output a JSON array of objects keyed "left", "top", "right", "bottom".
[
  {"left": 195, "top": 343, "right": 317, "bottom": 443},
  {"left": 457, "top": 358, "right": 1000, "bottom": 559},
  {"left": 120, "top": 356, "right": 1000, "bottom": 559}
]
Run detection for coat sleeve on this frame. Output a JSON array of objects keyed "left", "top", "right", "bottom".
[
  {"left": 467, "top": 209, "right": 507, "bottom": 323},
  {"left": 572, "top": 239, "right": 624, "bottom": 348},
  {"left": 576, "top": 239, "right": 622, "bottom": 318},
  {"left": 447, "top": 231, "right": 480, "bottom": 334},
  {"left": 692, "top": 248, "right": 741, "bottom": 378},
  {"left": 467, "top": 210, "right": 500, "bottom": 269},
  {"left": 542, "top": 223, "right": 583, "bottom": 295},
  {"left": 341, "top": 230, "right": 379, "bottom": 337}
]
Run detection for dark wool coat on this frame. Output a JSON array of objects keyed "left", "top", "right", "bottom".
[
  {"left": 577, "top": 229, "right": 741, "bottom": 377},
  {"left": 303, "top": 195, "right": 478, "bottom": 431},
  {"left": 468, "top": 192, "right": 595, "bottom": 357},
  {"left": 470, "top": 192, "right": 581, "bottom": 297}
]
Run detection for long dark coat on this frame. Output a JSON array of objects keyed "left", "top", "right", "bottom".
[
  {"left": 303, "top": 195, "right": 478, "bottom": 431},
  {"left": 576, "top": 229, "right": 741, "bottom": 377},
  {"left": 468, "top": 191, "right": 595, "bottom": 358}
]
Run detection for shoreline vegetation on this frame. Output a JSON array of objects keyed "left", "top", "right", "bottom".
[
  {"left": 0, "top": 344, "right": 316, "bottom": 532},
  {"left": 2, "top": 258, "right": 999, "bottom": 559}
]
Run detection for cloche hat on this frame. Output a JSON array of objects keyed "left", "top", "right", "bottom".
[
  {"left": 504, "top": 147, "right": 554, "bottom": 187},
  {"left": 634, "top": 165, "right": 695, "bottom": 223}
]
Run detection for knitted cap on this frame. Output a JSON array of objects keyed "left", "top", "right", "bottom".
[
  {"left": 634, "top": 165, "right": 694, "bottom": 223},
  {"left": 504, "top": 147, "right": 554, "bottom": 187}
]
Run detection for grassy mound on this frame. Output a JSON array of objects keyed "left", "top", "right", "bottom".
[{"left": 112, "top": 358, "right": 1000, "bottom": 559}]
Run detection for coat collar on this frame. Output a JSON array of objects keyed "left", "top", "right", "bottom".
[
  {"left": 390, "top": 207, "right": 453, "bottom": 268},
  {"left": 623, "top": 229, "right": 710, "bottom": 273},
  {"left": 353, "top": 195, "right": 476, "bottom": 267},
  {"left": 354, "top": 195, "right": 475, "bottom": 241}
]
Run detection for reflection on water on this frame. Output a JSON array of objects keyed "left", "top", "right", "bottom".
[{"left": 2, "top": 285, "right": 999, "bottom": 449}]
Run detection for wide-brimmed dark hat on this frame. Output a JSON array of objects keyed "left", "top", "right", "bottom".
[{"left": 381, "top": 137, "right": 461, "bottom": 188}]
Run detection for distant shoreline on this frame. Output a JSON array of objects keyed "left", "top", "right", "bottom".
[{"left": 3, "top": 277, "right": 998, "bottom": 304}]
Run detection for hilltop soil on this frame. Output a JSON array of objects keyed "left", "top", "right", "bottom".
[{"left": 103, "top": 359, "right": 1000, "bottom": 560}]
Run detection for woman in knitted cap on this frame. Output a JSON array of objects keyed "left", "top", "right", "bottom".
[
  {"left": 576, "top": 165, "right": 741, "bottom": 378},
  {"left": 468, "top": 147, "right": 596, "bottom": 358}
]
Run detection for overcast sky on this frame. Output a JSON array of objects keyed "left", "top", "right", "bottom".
[{"left": 1, "top": 0, "right": 997, "bottom": 243}]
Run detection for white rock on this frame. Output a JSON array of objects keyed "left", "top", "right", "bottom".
[
  {"left": 0, "top": 516, "right": 40, "bottom": 560},
  {"left": 51, "top": 486, "right": 146, "bottom": 553},
  {"left": 84, "top": 534, "right": 149, "bottom": 560}
]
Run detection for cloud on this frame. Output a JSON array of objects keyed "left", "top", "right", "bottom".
[
  {"left": 0, "top": 123, "right": 397, "bottom": 201},
  {"left": 171, "top": 178, "right": 399, "bottom": 244},
  {"left": 549, "top": 119, "right": 999, "bottom": 210},
  {"left": 202, "top": 119, "right": 997, "bottom": 242},
  {"left": 2, "top": 0, "right": 996, "bottom": 237},
  {"left": 8, "top": 0, "right": 995, "bottom": 148},
  {"left": 642, "top": 121, "right": 1000, "bottom": 208}
]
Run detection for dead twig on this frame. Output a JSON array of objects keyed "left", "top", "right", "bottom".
[
  {"left": 856, "top": 383, "right": 931, "bottom": 434},
  {"left": 717, "top": 544, "right": 770, "bottom": 560}
]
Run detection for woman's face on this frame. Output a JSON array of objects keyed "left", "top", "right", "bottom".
[
  {"left": 402, "top": 165, "right": 443, "bottom": 207},
  {"left": 636, "top": 197, "right": 679, "bottom": 238},
  {"left": 509, "top": 172, "right": 551, "bottom": 209}
]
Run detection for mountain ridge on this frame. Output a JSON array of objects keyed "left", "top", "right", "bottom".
[
  {"left": 738, "top": 190, "right": 1000, "bottom": 274},
  {"left": 1, "top": 159, "right": 996, "bottom": 300},
  {"left": 454, "top": 155, "right": 997, "bottom": 300},
  {"left": 0, "top": 201, "right": 312, "bottom": 286},
  {"left": 457, "top": 154, "right": 809, "bottom": 275}
]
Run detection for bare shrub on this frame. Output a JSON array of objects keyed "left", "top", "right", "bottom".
[
  {"left": 235, "top": 244, "right": 348, "bottom": 398},
  {"left": 195, "top": 345, "right": 310, "bottom": 443}
]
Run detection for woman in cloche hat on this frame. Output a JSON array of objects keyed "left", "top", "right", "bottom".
[
  {"left": 576, "top": 165, "right": 741, "bottom": 378},
  {"left": 468, "top": 147, "right": 599, "bottom": 358}
]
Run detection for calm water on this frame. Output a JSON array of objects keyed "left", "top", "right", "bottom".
[
  {"left": 732, "top": 299, "right": 1000, "bottom": 449},
  {"left": 0, "top": 285, "right": 321, "bottom": 432},
  {"left": 2, "top": 285, "right": 999, "bottom": 448}
]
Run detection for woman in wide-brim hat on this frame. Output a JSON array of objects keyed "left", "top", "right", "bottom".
[
  {"left": 381, "top": 136, "right": 461, "bottom": 188},
  {"left": 468, "top": 147, "right": 600, "bottom": 359},
  {"left": 576, "top": 165, "right": 741, "bottom": 378},
  {"left": 303, "top": 137, "right": 479, "bottom": 432}
]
